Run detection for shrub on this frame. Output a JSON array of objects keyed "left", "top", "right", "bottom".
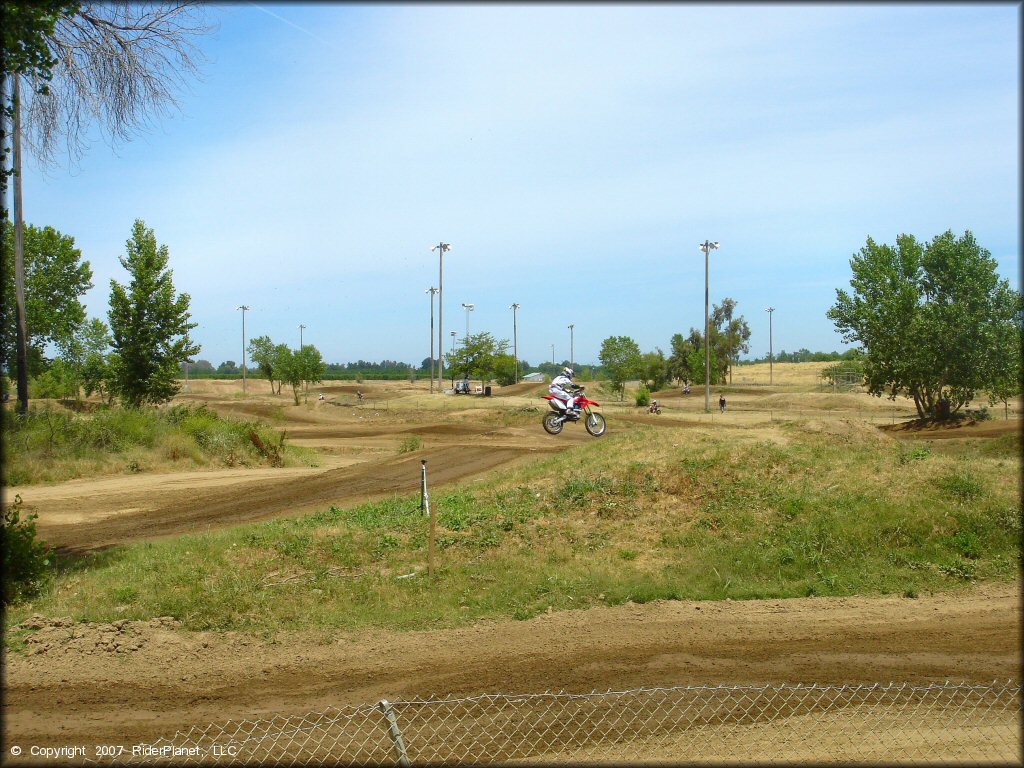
[
  {"left": 2, "top": 495, "right": 53, "bottom": 605},
  {"left": 635, "top": 388, "right": 651, "bottom": 407},
  {"left": 398, "top": 436, "right": 422, "bottom": 454}
]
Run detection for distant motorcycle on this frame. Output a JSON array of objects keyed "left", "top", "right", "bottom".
[
  {"left": 541, "top": 388, "right": 606, "bottom": 437},
  {"left": 648, "top": 400, "right": 661, "bottom": 415}
]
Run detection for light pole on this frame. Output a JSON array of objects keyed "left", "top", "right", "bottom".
[
  {"left": 568, "top": 324, "right": 575, "bottom": 368},
  {"left": 298, "top": 324, "right": 306, "bottom": 397},
  {"left": 461, "top": 303, "right": 474, "bottom": 339},
  {"left": 237, "top": 305, "right": 250, "bottom": 394},
  {"left": 551, "top": 344, "right": 555, "bottom": 365},
  {"left": 766, "top": 306, "right": 775, "bottom": 385},
  {"left": 431, "top": 242, "right": 451, "bottom": 391},
  {"left": 450, "top": 331, "right": 457, "bottom": 388},
  {"left": 698, "top": 240, "right": 719, "bottom": 412},
  {"left": 426, "top": 288, "right": 438, "bottom": 393},
  {"left": 510, "top": 303, "right": 520, "bottom": 384}
]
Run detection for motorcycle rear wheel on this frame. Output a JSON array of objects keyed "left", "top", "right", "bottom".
[
  {"left": 584, "top": 412, "right": 607, "bottom": 437},
  {"left": 542, "top": 412, "right": 564, "bottom": 435}
]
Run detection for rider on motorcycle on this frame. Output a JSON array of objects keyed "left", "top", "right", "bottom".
[{"left": 549, "top": 367, "right": 581, "bottom": 418}]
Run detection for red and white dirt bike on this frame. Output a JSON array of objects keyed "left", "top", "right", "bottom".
[{"left": 541, "top": 388, "right": 607, "bottom": 437}]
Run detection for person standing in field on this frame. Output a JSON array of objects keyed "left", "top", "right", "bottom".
[{"left": 719, "top": 393, "right": 726, "bottom": 413}]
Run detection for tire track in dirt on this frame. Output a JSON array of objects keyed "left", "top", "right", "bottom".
[
  {"left": 3, "top": 582, "right": 1017, "bottom": 748},
  {"left": 37, "top": 443, "right": 557, "bottom": 554}
]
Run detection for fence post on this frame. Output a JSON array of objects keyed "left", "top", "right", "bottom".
[{"left": 378, "top": 700, "right": 411, "bottom": 768}]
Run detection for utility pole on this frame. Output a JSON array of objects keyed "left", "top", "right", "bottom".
[
  {"left": 298, "top": 324, "right": 306, "bottom": 397},
  {"left": 766, "top": 306, "right": 775, "bottom": 385},
  {"left": 568, "top": 324, "right": 574, "bottom": 368},
  {"left": 698, "top": 240, "right": 720, "bottom": 412},
  {"left": 426, "top": 288, "right": 438, "bottom": 393},
  {"left": 237, "top": 305, "right": 249, "bottom": 394},
  {"left": 431, "top": 243, "right": 451, "bottom": 391},
  {"left": 11, "top": 75, "right": 29, "bottom": 414},
  {"left": 510, "top": 303, "right": 520, "bottom": 384}
]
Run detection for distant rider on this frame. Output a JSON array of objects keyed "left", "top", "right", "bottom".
[{"left": 549, "top": 367, "right": 581, "bottom": 417}]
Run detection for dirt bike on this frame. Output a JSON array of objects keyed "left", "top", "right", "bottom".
[
  {"left": 541, "top": 389, "right": 607, "bottom": 437},
  {"left": 648, "top": 401, "right": 661, "bottom": 415}
]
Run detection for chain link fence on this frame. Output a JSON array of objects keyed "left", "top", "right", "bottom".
[{"left": 92, "top": 680, "right": 1019, "bottom": 765}]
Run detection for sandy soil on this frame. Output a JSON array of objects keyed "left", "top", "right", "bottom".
[
  {"left": 2, "top": 378, "right": 1020, "bottom": 761},
  {"left": 4, "top": 581, "right": 1018, "bottom": 755}
]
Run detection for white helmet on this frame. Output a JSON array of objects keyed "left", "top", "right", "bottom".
[{"left": 562, "top": 367, "right": 574, "bottom": 378}]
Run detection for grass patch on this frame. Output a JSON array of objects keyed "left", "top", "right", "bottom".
[
  {"left": 4, "top": 418, "right": 1019, "bottom": 640},
  {"left": 2, "top": 403, "right": 317, "bottom": 485}
]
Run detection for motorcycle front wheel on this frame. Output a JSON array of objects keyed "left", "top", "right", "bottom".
[
  {"left": 584, "top": 412, "right": 607, "bottom": 437},
  {"left": 542, "top": 412, "right": 564, "bottom": 435}
]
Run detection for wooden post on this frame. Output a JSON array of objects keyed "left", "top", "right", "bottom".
[{"left": 423, "top": 459, "right": 435, "bottom": 580}]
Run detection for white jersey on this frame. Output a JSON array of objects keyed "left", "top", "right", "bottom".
[{"left": 550, "top": 373, "right": 574, "bottom": 391}]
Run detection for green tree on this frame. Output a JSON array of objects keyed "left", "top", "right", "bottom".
[
  {"left": 710, "top": 298, "right": 751, "bottom": 384},
  {"left": 107, "top": 219, "right": 198, "bottom": 407},
  {"left": 296, "top": 344, "right": 326, "bottom": 403},
  {"left": 76, "top": 318, "right": 112, "bottom": 401},
  {"left": 216, "top": 360, "right": 239, "bottom": 375},
  {"left": 444, "top": 332, "right": 510, "bottom": 389},
  {"left": 274, "top": 345, "right": 324, "bottom": 405},
  {"left": 271, "top": 343, "right": 292, "bottom": 395},
  {"left": 666, "top": 333, "right": 689, "bottom": 385},
  {"left": 639, "top": 349, "right": 668, "bottom": 392},
  {"left": 58, "top": 316, "right": 111, "bottom": 401},
  {"left": 247, "top": 335, "right": 278, "bottom": 392},
  {"left": 599, "top": 336, "right": 642, "bottom": 400},
  {"left": 492, "top": 353, "right": 519, "bottom": 386},
  {"left": 828, "top": 230, "right": 1022, "bottom": 419},
  {"left": 1, "top": 219, "right": 92, "bottom": 377}
]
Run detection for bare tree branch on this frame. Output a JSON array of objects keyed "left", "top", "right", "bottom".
[{"left": 18, "top": 1, "right": 214, "bottom": 166}]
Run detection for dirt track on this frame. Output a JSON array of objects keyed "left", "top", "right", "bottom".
[
  {"left": 3, "top": 380, "right": 1021, "bottom": 759},
  {"left": 3, "top": 581, "right": 1018, "bottom": 753}
]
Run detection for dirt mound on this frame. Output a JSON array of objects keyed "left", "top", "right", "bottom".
[
  {"left": 798, "top": 418, "right": 894, "bottom": 445},
  {"left": 880, "top": 418, "right": 1021, "bottom": 440},
  {"left": 15, "top": 614, "right": 181, "bottom": 657},
  {"left": 492, "top": 382, "right": 546, "bottom": 397}
]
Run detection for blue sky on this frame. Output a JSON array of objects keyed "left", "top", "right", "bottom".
[{"left": 16, "top": 2, "right": 1020, "bottom": 369}]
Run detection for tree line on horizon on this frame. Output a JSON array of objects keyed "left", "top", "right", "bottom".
[{"left": 2, "top": 215, "right": 1019, "bottom": 419}]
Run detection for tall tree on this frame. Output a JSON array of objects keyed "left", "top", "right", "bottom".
[
  {"left": 639, "top": 349, "right": 668, "bottom": 392},
  {"left": 599, "top": 335, "right": 642, "bottom": 400},
  {"left": 107, "top": 219, "right": 198, "bottom": 406},
  {"left": 296, "top": 344, "right": 326, "bottom": 404},
  {"left": 74, "top": 317, "right": 112, "bottom": 401},
  {"left": 444, "top": 331, "right": 509, "bottom": 388},
  {"left": 666, "top": 333, "right": 689, "bottom": 385},
  {"left": 2, "top": 2, "right": 210, "bottom": 412},
  {"left": 1, "top": 218, "right": 92, "bottom": 377},
  {"left": 828, "top": 230, "right": 1022, "bottom": 419},
  {"left": 247, "top": 335, "right": 278, "bottom": 393},
  {"left": 710, "top": 298, "right": 751, "bottom": 384}
]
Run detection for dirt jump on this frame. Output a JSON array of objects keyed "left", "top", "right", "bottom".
[{"left": 2, "top": 379, "right": 1020, "bottom": 761}]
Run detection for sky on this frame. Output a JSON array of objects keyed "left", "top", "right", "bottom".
[{"left": 14, "top": 2, "right": 1021, "bottom": 369}]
